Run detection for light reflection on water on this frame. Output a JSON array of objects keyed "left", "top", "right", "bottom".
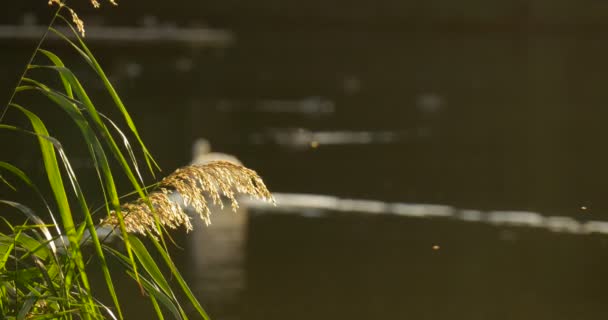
[{"left": 247, "top": 193, "right": 608, "bottom": 235}]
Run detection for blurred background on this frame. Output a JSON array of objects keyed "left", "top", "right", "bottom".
[{"left": 3, "top": 1, "right": 608, "bottom": 319}]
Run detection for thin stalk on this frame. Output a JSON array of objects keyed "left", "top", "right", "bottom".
[{"left": 0, "top": 5, "right": 63, "bottom": 123}]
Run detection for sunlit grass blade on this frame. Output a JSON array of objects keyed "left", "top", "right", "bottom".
[
  {"left": 127, "top": 271, "right": 180, "bottom": 320},
  {"left": 10, "top": 233, "right": 48, "bottom": 261},
  {"left": 126, "top": 236, "right": 173, "bottom": 298},
  {"left": 10, "top": 88, "right": 125, "bottom": 318},
  {"left": 128, "top": 235, "right": 191, "bottom": 318},
  {"left": 31, "top": 255, "right": 60, "bottom": 299},
  {"left": 0, "top": 162, "right": 33, "bottom": 188},
  {"left": 98, "top": 113, "right": 145, "bottom": 190},
  {"left": 148, "top": 292, "right": 167, "bottom": 320},
  {"left": 0, "top": 174, "right": 16, "bottom": 191},
  {"left": 1, "top": 148, "right": 66, "bottom": 253},
  {"left": 148, "top": 237, "right": 210, "bottom": 320},
  {"left": 8, "top": 103, "right": 95, "bottom": 318},
  {"left": 50, "top": 20, "right": 160, "bottom": 177},
  {"left": 106, "top": 244, "right": 184, "bottom": 320},
  {"left": 37, "top": 49, "right": 73, "bottom": 99},
  {"left": 32, "top": 39, "right": 173, "bottom": 270},
  {"left": 0, "top": 225, "right": 18, "bottom": 270},
  {"left": 0, "top": 201, "right": 56, "bottom": 255},
  {"left": 20, "top": 73, "right": 148, "bottom": 300}
]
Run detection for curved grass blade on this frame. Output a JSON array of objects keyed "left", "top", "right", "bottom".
[
  {"left": 31, "top": 255, "right": 60, "bottom": 299},
  {"left": 35, "top": 32, "right": 172, "bottom": 258},
  {"left": 98, "top": 113, "right": 144, "bottom": 189},
  {"left": 0, "top": 162, "right": 32, "bottom": 188},
  {"left": 19, "top": 75, "right": 147, "bottom": 300},
  {"left": 10, "top": 232, "right": 48, "bottom": 261},
  {"left": 24, "top": 64, "right": 174, "bottom": 271},
  {"left": 16, "top": 291, "right": 37, "bottom": 320},
  {"left": 37, "top": 49, "right": 73, "bottom": 99},
  {"left": 127, "top": 235, "right": 188, "bottom": 320},
  {"left": 8, "top": 105, "right": 77, "bottom": 256},
  {"left": 126, "top": 236, "right": 172, "bottom": 297},
  {"left": 149, "top": 291, "right": 167, "bottom": 320},
  {"left": 26, "top": 64, "right": 148, "bottom": 196},
  {"left": 0, "top": 137, "right": 66, "bottom": 298},
  {"left": 10, "top": 94, "right": 125, "bottom": 319},
  {"left": 50, "top": 21, "right": 160, "bottom": 177},
  {"left": 127, "top": 270, "right": 180, "bottom": 320},
  {"left": 0, "top": 200, "right": 56, "bottom": 255},
  {"left": 0, "top": 174, "right": 16, "bottom": 191},
  {"left": 107, "top": 244, "right": 182, "bottom": 320},
  {"left": 1, "top": 146, "right": 66, "bottom": 253},
  {"left": 0, "top": 225, "right": 17, "bottom": 270},
  {"left": 8, "top": 103, "right": 96, "bottom": 318},
  {"left": 148, "top": 237, "right": 210, "bottom": 320}
]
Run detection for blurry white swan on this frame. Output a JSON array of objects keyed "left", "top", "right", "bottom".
[
  {"left": 190, "top": 138, "right": 242, "bottom": 166},
  {"left": 185, "top": 138, "right": 248, "bottom": 317}
]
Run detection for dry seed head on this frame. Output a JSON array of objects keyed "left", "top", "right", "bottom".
[
  {"left": 102, "top": 161, "right": 274, "bottom": 236},
  {"left": 68, "top": 8, "right": 85, "bottom": 37},
  {"left": 48, "top": 0, "right": 116, "bottom": 7},
  {"left": 48, "top": 0, "right": 63, "bottom": 7},
  {"left": 48, "top": 1, "right": 119, "bottom": 37}
]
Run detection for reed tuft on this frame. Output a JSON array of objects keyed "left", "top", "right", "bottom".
[
  {"left": 48, "top": 0, "right": 118, "bottom": 37},
  {"left": 68, "top": 8, "right": 85, "bottom": 36},
  {"left": 102, "top": 161, "right": 274, "bottom": 236}
]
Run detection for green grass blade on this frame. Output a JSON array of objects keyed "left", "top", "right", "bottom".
[
  {"left": 0, "top": 201, "right": 55, "bottom": 255},
  {"left": 148, "top": 237, "right": 210, "bottom": 320},
  {"left": 0, "top": 162, "right": 33, "bottom": 186},
  {"left": 148, "top": 292, "right": 167, "bottom": 320},
  {"left": 11, "top": 86, "right": 125, "bottom": 318},
  {"left": 128, "top": 235, "right": 189, "bottom": 319},
  {"left": 0, "top": 174, "right": 16, "bottom": 191},
  {"left": 106, "top": 246, "right": 184, "bottom": 320},
  {"left": 27, "top": 65, "right": 148, "bottom": 192},
  {"left": 19, "top": 74, "right": 146, "bottom": 300},
  {"left": 50, "top": 22, "right": 160, "bottom": 177},
  {"left": 37, "top": 49, "right": 73, "bottom": 99},
  {"left": 31, "top": 255, "right": 60, "bottom": 299},
  {"left": 126, "top": 271, "right": 179, "bottom": 320},
  {"left": 0, "top": 234, "right": 17, "bottom": 270},
  {"left": 0, "top": 161, "right": 67, "bottom": 255},
  {"left": 16, "top": 292, "right": 36, "bottom": 320},
  {"left": 9, "top": 105, "right": 77, "bottom": 254},
  {"left": 98, "top": 113, "right": 145, "bottom": 189},
  {"left": 9, "top": 103, "right": 95, "bottom": 318},
  {"left": 26, "top": 64, "right": 177, "bottom": 291},
  {"left": 127, "top": 235, "right": 173, "bottom": 297},
  {"left": 0, "top": 160, "right": 33, "bottom": 192}
]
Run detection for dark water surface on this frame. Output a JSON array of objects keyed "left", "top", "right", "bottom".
[
  {"left": 4, "top": 2, "right": 608, "bottom": 319},
  {"left": 242, "top": 212, "right": 608, "bottom": 320}
]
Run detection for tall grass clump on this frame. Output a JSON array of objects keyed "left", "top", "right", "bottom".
[{"left": 0, "top": 1, "right": 273, "bottom": 319}]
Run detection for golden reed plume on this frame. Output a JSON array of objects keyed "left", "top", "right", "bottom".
[
  {"left": 102, "top": 161, "right": 274, "bottom": 236},
  {"left": 48, "top": 0, "right": 118, "bottom": 37}
]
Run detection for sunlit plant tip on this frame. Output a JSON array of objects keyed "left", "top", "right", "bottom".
[{"left": 102, "top": 161, "right": 275, "bottom": 236}]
